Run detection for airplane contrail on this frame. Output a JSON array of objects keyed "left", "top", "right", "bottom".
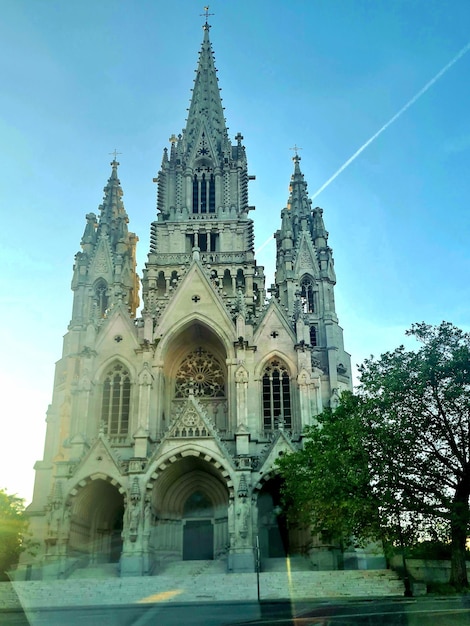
[{"left": 256, "top": 40, "right": 470, "bottom": 255}]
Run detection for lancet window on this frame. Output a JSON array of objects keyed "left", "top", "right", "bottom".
[
  {"left": 186, "top": 232, "right": 218, "bottom": 252},
  {"left": 300, "top": 276, "right": 315, "bottom": 313},
  {"left": 94, "top": 279, "right": 109, "bottom": 318},
  {"left": 310, "top": 325, "right": 317, "bottom": 347},
  {"left": 101, "top": 363, "right": 131, "bottom": 435},
  {"left": 262, "top": 359, "right": 292, "bottom": 431},
  {"left": 192, "top": 171, "right": 215, "bottom": 214}
]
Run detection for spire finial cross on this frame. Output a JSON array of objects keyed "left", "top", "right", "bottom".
[
  {"left": 290, "top": 144, "right": 302, "bottom": 157},
  {"left": 200, "top": 5, "right": 214, "bottom": 24},
  {"left": 109, "top": 149, "right": 122, "bottom": 162}
]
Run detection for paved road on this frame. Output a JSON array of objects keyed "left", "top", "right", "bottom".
[{"left": 1, "top": 597, "right": 470, "bottom": 626}]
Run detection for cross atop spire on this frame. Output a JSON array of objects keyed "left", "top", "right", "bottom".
[
  {"left": 200, "top": 5, "right": 214, "bottom": 28},
  {"left": 109, "top": 149, "right": 122, "bottom": 167},
  {"left": 290, "top": 144, "right": 302, "bottom": 157}
]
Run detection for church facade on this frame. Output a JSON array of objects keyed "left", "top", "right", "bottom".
[{"left": 24, "top": 21, "right": 352, "bottom": 578}]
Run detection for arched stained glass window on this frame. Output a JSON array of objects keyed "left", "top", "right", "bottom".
[
  {"left": 262, "top": 359, "right": 292, "bottom": 431},
  {"left": 101, "top": 363, "right": 131, "bottom": 435}
]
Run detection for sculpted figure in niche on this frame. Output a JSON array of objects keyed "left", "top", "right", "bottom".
[{"left": 129, "top": 502, "right": 140, "bottom": 540}]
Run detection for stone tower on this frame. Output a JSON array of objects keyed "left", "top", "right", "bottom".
[{"left": 23, "top": 19, "right": 352, "bottom": 579}]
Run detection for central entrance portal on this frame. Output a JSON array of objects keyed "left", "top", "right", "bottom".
[
  {"left": 151, "top": 456, "right": 229, "bottom": 563},
  {"left": 183, "top": 520, "right": 214, "bottom": 560},
  {"left": 182, "top": 490, "right": 214, "bottom": 560}
]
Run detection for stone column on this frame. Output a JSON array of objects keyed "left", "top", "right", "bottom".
[
  {"left": 297, "top": 369, "right": 311, "bottom": 428},
  {"left": 228, "top": 474, "right": 255, "bottom": 572},
  {"left": 121, "top": 478, "right": 145, "bottom": 576}
]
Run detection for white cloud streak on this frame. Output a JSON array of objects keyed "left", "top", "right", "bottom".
[
  {"left": 310, "top": 40, "right": 470, "bottom": 201},
  {"left": 255, "top": 40, "right": 470, "bottom": 255}
]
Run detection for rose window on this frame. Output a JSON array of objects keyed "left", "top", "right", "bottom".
[{"left": 175, "top": 347, "right": 225, "bottom": 398}]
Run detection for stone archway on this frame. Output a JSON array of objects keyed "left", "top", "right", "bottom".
[
  {"left": 257, "top": 476, "right": 289, "bottom": 560},
  {"left": 162, "top": 321, "right": 230, "bottom": 435},
  {"left": 256, "top": 475, "right": 312, "bottom": 567},
  {"left": 68, "top": 479, "right": 124, "bottom": 564},
  {"left": 150, "top": 455, "right": 229, "bottom": 564}
]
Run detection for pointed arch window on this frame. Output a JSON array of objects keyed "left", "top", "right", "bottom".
[
  {"left": 193, "top": 170, "right": 215, "bottom": 214},
  {"left": 156, "top": 271, "right": 166, "bottom": 297},
  {"left": 262, "top": 359, "right": 292, "bottom": 431},
  {"left": 300, "top": 276, "right": 315, "bottom": 313},
  {"left": 101, "top": 363, "right": 131, "bottom": 435},
  {"left": 94, "top": 280, "right": 109, "bottom": 318},
  {"left": 309, "top": 325, "right": 317, "bottom": 347}
]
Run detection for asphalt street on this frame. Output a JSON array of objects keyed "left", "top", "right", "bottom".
[{"left": 1, "top": 597, "right": 470, "bottom": 626}]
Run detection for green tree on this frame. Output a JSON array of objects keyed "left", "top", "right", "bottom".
[
  {"left": 0, "top": 489, "right": 29, "bottom": 580},
  {"left": 277, "top": 322, "right": 470, "bottom": 589}
]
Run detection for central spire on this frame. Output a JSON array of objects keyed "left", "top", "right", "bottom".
[
  {"left": 183, "top": 18, "right": 229, "bottom": 157},
  {"left": 144, "top": 17, "right": 266, "bottom": 320}
]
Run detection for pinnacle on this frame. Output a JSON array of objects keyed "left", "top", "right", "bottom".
[
  {"left": 183, "top": 21, "right": 228, "bottom": 153},
  {"left": 110, "top": 159, "right": 119, "bottom": 178}
]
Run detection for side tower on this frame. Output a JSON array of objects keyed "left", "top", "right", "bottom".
[
  {"left": 273, "top": 154, "right": 351, "bottom": 407},
  {"left": 71, "top": 159, "right": 140, "bottom": 327},
  {"left": 24, "top": 160, "right": 142, "bottom": 578}
]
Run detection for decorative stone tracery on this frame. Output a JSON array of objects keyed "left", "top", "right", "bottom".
[{"left": 174, "top": 347, "right": 225, "bottom": 398}]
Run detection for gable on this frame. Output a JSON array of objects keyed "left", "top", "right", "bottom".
[
  {"left": 253, "top": 300, "right": 296, "bottom": 348},
  {"left": 89, "top": 235, "right": 114, "bottom": 281},
  {"left": 156, "top": 262, "right": 235, "bottom": 345},
  {"left": 69, "top": 434, "right": 124, "bottom": 486},
  {"left": 167, "top": 395, "right": 217, "bottom": 439},
  {"left": 258, "top": 431, "right": 297, "bottom": 476},
  {"left": 294, "top": 233, "right": 320, "bottom": 277},
  {"left": 188, "top": 121, "right": 220, "bottom": 167},
  {"left": 95, "top": 303, "right": 140, "bottom": 353}
]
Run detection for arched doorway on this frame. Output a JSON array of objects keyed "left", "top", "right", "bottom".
[
  {"left": 257, "top": 477, "right": 289, "bottom": 559},
  {"left": 68, "top": 479, "right": 124, "bottom": 564},
  {"left": 182, "top": 490, "right": 214, "bottom": 560},
  {"left": 150, "top": 456, "right": 229, "bottom": 563}
]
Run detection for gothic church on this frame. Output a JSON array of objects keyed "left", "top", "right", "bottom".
[{"left": 24, "top": 19, "right": 352, "bottom": 578}]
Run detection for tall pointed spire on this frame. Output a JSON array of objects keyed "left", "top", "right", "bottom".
[
  {"left": 144, "top": 17, "right": 265, "bottom": 321},
  {"left": 96, "top": 159, "right": 129, "bottom": 247},
  {"left": 276, "top": 155, "right": 330, "bottom": 250},
  {"left": 287, "top": 155, "right": 312, "bottom": 222},
  {"left": 274, "top": 155, "right": 335, "bottom": 316},
  {"left": 72, "top": 159, "right": 140, "bottom": 325},
  {"left": 183, "top": 20, "right": 229, "bottom": 157}
]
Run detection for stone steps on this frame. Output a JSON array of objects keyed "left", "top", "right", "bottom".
[
  {"left": 68, "top": 562, "right": 119, "bottom": 579},
  {"left": 261, "top": 556, "right": 313, "bottom": 572},
  {"left": 159, "top": 558, "right": 227, "bottom": 576},
  {"left": 5, "top": 569, "right": 404, "bottom": 609}
]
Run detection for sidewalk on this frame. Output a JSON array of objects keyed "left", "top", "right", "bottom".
[{"left": 1, "top": 568, "right": 404, "bottom": 610}]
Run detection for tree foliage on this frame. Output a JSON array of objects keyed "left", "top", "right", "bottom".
[
  {"left": 277, "top": 322, "right": 470, "bottom": 589},
  {"left": 0, "top": 489, "right": 29, "bottom": 580},
  {"left": 277, "top": 393, "right": 381, "bottom": 542}
]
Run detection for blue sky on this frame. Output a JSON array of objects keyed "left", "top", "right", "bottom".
[{"left": 1, "top": 0, "right": 469, "bottom": 501}]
